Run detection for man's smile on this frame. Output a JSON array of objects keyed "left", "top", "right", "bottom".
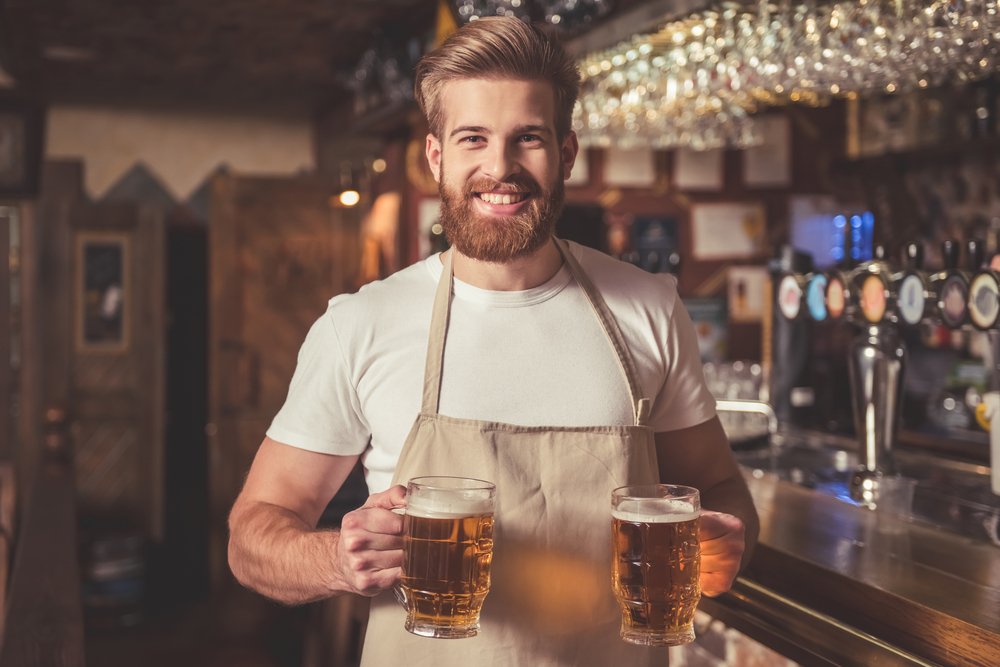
[{"left": 476, "top": 191, "right": 530, "bottom": 205}]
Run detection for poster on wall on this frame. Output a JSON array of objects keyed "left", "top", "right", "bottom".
[
  {"left": 727, "top": 266, "right": 769, "bottom": 323},
  {"left": 76, "top": 232, "right": 130, "bottom": 352},
  {"left": 603, "top": 146, "right": 656, "bottom": 187},
  {"left": 743, "top": 114, "right": 791, "bottom": 188},
  {"left": 631, "top": 215, "right": 678, "bottom": 273},
  {"left": 685, "top": 298, "right": 727, "bottom": 363},
  {"left": 691, "top": 202, "right": 767, "bottom": 260},
  {"left": 674, "top": 148, "right": 723, "bottom": 191}
]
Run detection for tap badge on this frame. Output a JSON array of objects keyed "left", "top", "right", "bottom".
[
  {"left": 897, "top": 274, "right": 925, "bottom": 326},
  {"left": 778, "top": 274, "right": 802, "bottom": 320},
  {"left": 969, "top": 273, "right": 1000, "bottom": 330},
  {"left": 805, "top": 274, "right": 828, "bottom": 321},
  {"left": 859, "top": 274, "right": 887, "bottom": 323},
  {"left": 939, "top": 276, "right": 968, "bottom": 328},
  {"left": 825, "top": 276, "right": 846, "bottom": 319}
]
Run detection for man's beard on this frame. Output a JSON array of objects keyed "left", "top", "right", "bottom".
[{"left": 437, "top": 164, "right": 565, "bottom": 263}]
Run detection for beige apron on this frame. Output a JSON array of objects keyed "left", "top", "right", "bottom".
[{"left": 360, "top": 239, "right": 666, "bottom": 667}]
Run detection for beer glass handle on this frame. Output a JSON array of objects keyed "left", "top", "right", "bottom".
[{"left": 393, "top": 583, "right": 406, "bottom": 609}]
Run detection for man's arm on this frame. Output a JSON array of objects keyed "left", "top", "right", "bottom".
[
  {"left": 228, "top": 437, "right": 405, "bottom": 605},
  {"left": 655, "top": 416, "right": 759, "bottom": 596}
]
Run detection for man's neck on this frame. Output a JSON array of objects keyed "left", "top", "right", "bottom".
[{"left": 447, "top": 238, "right": 563, "bottom": 291}]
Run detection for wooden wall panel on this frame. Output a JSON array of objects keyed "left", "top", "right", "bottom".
[
  {"left": 209, "top": 172, "right": 362, "bottom": 586},
  {"left": 33, "top": 161, "right": 166, "bottom": 540}
]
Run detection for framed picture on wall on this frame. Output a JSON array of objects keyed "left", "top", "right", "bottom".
[
  {"left": 0, "top": 98, "right": 44, "bottom": 198},
  {"left": 75, "top": 232, "right": 131, "bottom": 352},
  {"left": 691, "top": 202, "right": 767, "bottom": 260}
]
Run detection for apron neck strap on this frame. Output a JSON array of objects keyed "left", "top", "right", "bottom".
[
  {"left": 421, "top": 248, "right": 455, "bottom": 417},
  {"left": 421, "top": 240, "right": 651, "bottom": 426},
  {"left": 553, "top": 239, "right": 650, "bottom": 426}
]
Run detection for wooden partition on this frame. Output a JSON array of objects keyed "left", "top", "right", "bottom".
[{"left": 0, "top": 443, "right": 84, "bottom": 666}]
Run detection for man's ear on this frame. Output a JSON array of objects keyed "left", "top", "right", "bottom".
[
  {"left": 425, "top": 133, "right": 442, "bottom": 183},
  {"left": 561, "top": 131, "right": 580, "bottom": 181}
]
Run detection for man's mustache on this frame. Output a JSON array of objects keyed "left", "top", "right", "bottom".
[{"left": 464, "top": 176, "right": 540, "bottom": 196}]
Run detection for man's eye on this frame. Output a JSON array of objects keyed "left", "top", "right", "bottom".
[
  {"left": 519, "top": 134, "right": 541, "bottom": 143},
  {"left": 459, "top": 136, "right": 485, "bottom": 144}
]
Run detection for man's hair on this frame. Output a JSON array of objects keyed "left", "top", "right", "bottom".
[{"left": 414, "top": 17, "right": 581, "bottom": 139}]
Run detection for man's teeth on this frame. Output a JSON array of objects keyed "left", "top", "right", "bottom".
[{"left": 479, "top": 192, "right": 527, "bottom": 205}]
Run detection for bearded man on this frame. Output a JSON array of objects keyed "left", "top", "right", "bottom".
[{"left": 228, "top": 16, "right": 758, "bottom": 667}]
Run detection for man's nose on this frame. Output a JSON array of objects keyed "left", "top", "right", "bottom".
[{"left": 482, "top": 143, "right": 520, "bottom": 181}]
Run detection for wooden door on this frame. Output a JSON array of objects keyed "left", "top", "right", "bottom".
[
  {"left": 36, "top": 161, "right": 166, "bottom": 539},
  {"left": 208, "top": 172, "right": 361, "bottom": 586}
]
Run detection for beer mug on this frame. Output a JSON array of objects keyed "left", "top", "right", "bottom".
[
  {"left": 611, "top": 484, "right": 701, "bottom": 646},
  {"left": 399, "top": 476, "right": 496, "bottom": 638}
]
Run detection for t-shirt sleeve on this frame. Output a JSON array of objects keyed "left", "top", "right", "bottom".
[
  {"left": 265, "top": 308, "right": 370, "bottom": 455},
  {"left": 649, "top": 293, "right": 718, "bottom": 432}
]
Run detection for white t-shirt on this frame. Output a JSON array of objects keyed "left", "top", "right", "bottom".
[{"left": 267, "top": 241, "right": 716, "bottom": 493}]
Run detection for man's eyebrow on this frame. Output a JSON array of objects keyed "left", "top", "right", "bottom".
[
  {"left": 514, "top": 124, "right": 552, "bottom": 135},
  {"left": 450, "top": 125, "right": 489, "bottom": 138},
  {"left": 448, "top": 124, "right": 553, "bottom": 139}
]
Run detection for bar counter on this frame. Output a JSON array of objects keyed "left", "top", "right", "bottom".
[{"left": 700, "top": 466, "right": 1000, "bottom": 667}]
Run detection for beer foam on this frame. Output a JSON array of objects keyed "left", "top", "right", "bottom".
[
  {"left": 406, "top": 492, "right": 493, "bottom": 519},
  {"left": 612, "top": 498, "right": 699, "bottom": 523}
]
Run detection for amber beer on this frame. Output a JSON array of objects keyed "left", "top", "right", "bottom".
[
  {"left": 611, "top": 484, "right": 701, "bottom": 646},
  {"left": 400, "top": 476, "right": 496, "bottom": 638}
]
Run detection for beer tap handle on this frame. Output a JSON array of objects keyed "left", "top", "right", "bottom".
[
  {"left": 968, "top": 238, "right": 985, "bottom": 271},
  {"left": 874, "top": 244, "right": 888, "bottom": 262},
  {"left": 904, "top": 243, "right": 924, "bottom": 270},
  {"left": 942, "top": 240, "right": 960, "bottom": 270}
]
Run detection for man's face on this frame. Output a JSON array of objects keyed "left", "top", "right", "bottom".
[{"left": 425, "top": 78, "right": 578, "bottom": 263}]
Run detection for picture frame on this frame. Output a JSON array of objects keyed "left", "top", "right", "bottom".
[
  {"left": 75, "top": 232, "right": 131, "bottom": 353},
  {"left": 691, "top": 202, "right": 767, "bottom": 260},
  {"left": 0, "top": 98, "right": 44, "bottom": 198}
]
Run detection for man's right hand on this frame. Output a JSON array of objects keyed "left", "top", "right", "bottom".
[{"left": 332, "top": 485, "right": 407, "bottom": 596}]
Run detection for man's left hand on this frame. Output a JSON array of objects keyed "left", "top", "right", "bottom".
[{"left": 698, "top": 510, "right": 746, "bottom": 597}]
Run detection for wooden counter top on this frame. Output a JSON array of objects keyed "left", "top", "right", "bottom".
[{"left": 701, "top": 469, "right": 1000, "bottom": 667}]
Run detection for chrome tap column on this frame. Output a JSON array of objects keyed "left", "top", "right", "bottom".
[
  {"left": 847, "top": 246, "right": 905, "bottom": 506},
  {"left": 847, "top": 323, "right": 906, "bottom": 506}
]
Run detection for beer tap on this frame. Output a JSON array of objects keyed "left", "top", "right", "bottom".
[
  {"left": 968, "top": 239, "right": 999, "bottom": 331},
  {"left": 824, "top": 220, "right": 859, "bottom": 323},
  {"left": 931, "top": 239, "right": 970, "bottom": 329},
  {"left": 776, "top": 270, "right": 807, "bottom": 322},
  {"left": 847, "top": 244, "right": 906, "bottom": 508},
  {"left": 856, "top": 245, "right": 893, "bottom": 326},
  {"left": 804, "top": 271, "right": 829, "bottom": 323},
  {"left": 968, "top": 237, "right": 1000, "bottom": 495},
  {"left": 894, "top": 243, "right": 931, "bottom": 329}
]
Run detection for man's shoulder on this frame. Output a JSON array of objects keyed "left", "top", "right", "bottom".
[
  {"left": 565, "top": 240, "right": 680, "bottom": 313},
  {"left": 322, "top": 256, "right": 436, "bottom": 334}
]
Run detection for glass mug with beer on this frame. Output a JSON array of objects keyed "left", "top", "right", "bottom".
[
  {"left": 611, "top": 484, "right": 701, "bottom": 646},
  {"left": 398, "top": 476, "right": 496, "bottom": 638}
]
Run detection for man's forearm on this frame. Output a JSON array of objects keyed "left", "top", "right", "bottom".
[{"left": 228, "top": 500, "right": 344, "bottom": 605}]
